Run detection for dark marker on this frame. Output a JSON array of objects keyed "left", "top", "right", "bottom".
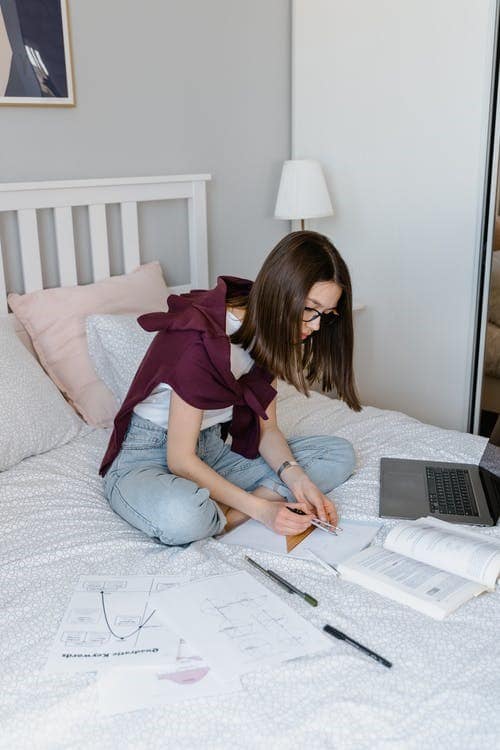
[{"left": 323, "top": 624, "right": 392, "bottom": 669}]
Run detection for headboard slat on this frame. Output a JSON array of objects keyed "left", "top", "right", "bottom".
[
  {"left": 187, "top": 181, "right": 209, "bottom": 288},
  {"left": 88, "top": 204, "right": 110, "bottom": 281},
  {"left": 18, "top": 209, "right": 43, "bottom": 292},
  {"left": 54, "top": 206, "right": 78, "bottom": 286},
  {"left": 120, "top": 201, "right": 141, "bottom": 272},
  {"left": 0, "top": 174, "right": 211, "bottom": 315}
]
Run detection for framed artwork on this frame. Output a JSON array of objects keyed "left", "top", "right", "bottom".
[{"left": 0, "top": 0, "right": 74, "bottom": 106}]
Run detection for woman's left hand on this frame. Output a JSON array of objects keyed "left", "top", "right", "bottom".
[{"left": 288, "top": 473, "right": 338, "bottom": 527}]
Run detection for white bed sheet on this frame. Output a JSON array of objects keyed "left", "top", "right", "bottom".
[{"left": 1, "top": 385, "right": 499, "bottom": 750}]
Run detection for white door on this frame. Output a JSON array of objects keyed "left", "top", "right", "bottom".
[{"left": 293, "top": 0, "right": 498, "bottom": 431}]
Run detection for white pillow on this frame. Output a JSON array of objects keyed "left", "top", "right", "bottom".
[
  {"left": 0, "top": 320, "right": 83, "bottom": 471},
  {"left": 86, "top": 314, "right": 155, "bottom": 406}
]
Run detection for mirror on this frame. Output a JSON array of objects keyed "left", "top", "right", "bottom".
[{"left": 479, "top": 180, "right": 500, "bottom": 445}]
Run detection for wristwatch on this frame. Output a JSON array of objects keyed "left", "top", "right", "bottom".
[{"left": 276, "top": 460, "right": 300, "bottom": 480}]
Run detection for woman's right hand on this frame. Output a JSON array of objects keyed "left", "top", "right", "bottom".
[{"left": 256, "top": 500, "right": 314, "bottom": 536}]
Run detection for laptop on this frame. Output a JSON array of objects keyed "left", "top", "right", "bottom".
[{"left": 379, "top": 451, "right": 500, "bottom": 526}]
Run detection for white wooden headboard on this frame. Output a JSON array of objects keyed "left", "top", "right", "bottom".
[{"left": 0, "top": 174, "right": 211, "bottom": 315}]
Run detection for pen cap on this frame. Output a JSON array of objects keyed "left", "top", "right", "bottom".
[{"left": 303, "top": 593, "right": 318, "bottom": 607}]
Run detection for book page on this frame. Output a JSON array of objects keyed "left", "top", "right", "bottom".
[
  {"left": 338, "top": 547, "right": 486, "bottom": 619},
  {"left": 383, "top": 518, "right": 500, "bottom": 589}
]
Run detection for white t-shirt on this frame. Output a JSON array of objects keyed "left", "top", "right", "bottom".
[{"left": 133, "top": 311, "right": 253, "bottom": 430}]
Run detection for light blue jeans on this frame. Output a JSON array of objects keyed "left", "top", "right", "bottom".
[{"left": 103, "top": 412, "right": 355, "bottom": 546}]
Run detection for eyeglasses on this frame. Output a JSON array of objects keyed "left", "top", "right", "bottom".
[{"left": 302, "top": 306, "right": 340, "bottom": 324}]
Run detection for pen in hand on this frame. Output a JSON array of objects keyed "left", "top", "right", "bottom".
[
  {"left": 287, "top": 505, "right": 342, "bottom": 534},
  {"left": 245, "top": 556, "right": 318, "bottom": 607}
]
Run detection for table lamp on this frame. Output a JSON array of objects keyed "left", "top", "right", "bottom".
[{"left": 274, "top": 159, "right": 333, "bottom": 230}]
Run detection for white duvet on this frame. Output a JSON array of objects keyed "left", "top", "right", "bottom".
[{"left": 1, "top": 385, "right": 499, "bottom": 750}]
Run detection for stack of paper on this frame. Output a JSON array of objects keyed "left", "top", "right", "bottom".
[
  {"left": 219, "top": 517, "right": 382, "bottom": 566},
  {"left": 46, "top": 570, "right": 332, "bottom": 716}
]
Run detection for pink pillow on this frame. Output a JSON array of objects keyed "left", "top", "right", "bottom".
[{"left": 8, "top": 262, "right": 169, "bottom": 427}]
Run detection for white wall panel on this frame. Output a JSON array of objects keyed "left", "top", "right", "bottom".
[{"left": 293, "top": 0, "right": 497, "bottom": 430}]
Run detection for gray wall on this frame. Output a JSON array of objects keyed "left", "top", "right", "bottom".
[{"left": 0, "top": 0, "right": 291, "bottom": 287}]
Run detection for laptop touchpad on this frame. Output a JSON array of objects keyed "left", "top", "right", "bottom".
[{"left": 380, "top": 466, "right": 427, "bottom": 519}]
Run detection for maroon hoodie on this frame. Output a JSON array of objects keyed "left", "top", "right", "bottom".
[{"left": 99, "top": 276, "right": 276, "bottom": 476}]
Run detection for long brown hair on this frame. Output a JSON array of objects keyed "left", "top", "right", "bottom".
[{"left": 230, "top": 230, "right": 361, "bottom": 411}]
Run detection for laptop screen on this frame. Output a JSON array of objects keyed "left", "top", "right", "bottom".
[
  {"left": 478, "top": 441, "right": 500, "bottom": 519},
  {"left": 479, "top": 441, "right": 500, "bottom": 479}
]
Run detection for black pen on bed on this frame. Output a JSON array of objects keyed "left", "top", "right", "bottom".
[
  {"left": 323, "top": 624, "right": 392, "bottom": 669},
  {"left": 245, "top": 556, "right": 318, "bottom": 607}
]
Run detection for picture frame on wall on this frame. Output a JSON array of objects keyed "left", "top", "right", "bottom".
[{"left": 0, "top": 0, "right": 74, "bottom": 106}]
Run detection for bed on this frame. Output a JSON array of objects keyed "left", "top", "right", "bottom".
[{"left": 1, "top": 176, "right": 499, "bottom": 750}]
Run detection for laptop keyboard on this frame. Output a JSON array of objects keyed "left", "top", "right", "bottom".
[{"left": 426, "top": 467, "right": 479, "bottom": 516}]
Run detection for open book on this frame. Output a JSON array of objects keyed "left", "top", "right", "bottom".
[{"left": 337, "top": 517, "right": 500, "bottom": 619}]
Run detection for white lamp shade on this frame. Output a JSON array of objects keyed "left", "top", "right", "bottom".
[{"left": 274, "top": 159, "right": 333, "bottom": 220}]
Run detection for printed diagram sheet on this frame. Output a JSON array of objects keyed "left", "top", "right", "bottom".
[
  {"left": 151, "top": 570, "right": 331, "bottom": 678},
  {"left": 45, "top": 575, "right": 187, "bottom": 674},
  {"left": 98, "top": 639, "right": 241, "bottom": 715}
]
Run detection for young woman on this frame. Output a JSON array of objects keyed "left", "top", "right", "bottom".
[{"left": 100, "top": 231, "right": 361, "bottom": 545}]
